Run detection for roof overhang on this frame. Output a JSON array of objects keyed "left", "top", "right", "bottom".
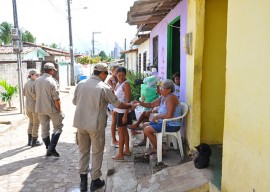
[
  {"left": 122, "top": 48, "right": 138, "bottom": 54},
  {"left": 127, "top": 0, "right": 181, "bottom": 32},
  {"left": 131, "top": 33, "right": 150, "bottom": 46},
  {"left": 23, "top": 42, "right": 69, "bottom": 56}
]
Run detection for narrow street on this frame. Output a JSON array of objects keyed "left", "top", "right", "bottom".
[
  {"left": 0, "top": 86, "right": 217, "bottom": 192},
  {"left": 0, "top": 87, "right": 112, "bottom": 192}
]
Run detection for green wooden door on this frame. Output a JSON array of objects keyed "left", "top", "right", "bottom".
[{"left": 167, "top": 17, "right": 180, "bottom": 79}]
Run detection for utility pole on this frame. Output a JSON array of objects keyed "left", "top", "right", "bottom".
[
  {"left": 12, "top": 0, "right": 24, "bottom": 114},
  {"left": 67, "top": 0, "right": 75, "bottom": 86},
  {"left": 92, "top": 32, "right": 101, "bottom": 56}
]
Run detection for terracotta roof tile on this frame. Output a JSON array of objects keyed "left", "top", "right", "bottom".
[{"left": 0, "top": 46, "right": 36, "bottom": 54}]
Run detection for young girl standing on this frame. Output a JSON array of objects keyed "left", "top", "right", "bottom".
[
  {"left": 172, "top": 72, "right": 180, "bottom": 100},
  {"left": 107, "top": 65, "right": 119, "bottom": 146}
]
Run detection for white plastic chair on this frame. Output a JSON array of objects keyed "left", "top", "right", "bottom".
[{"left": 146, "top": 102, "right": 189, "bottom": 163}]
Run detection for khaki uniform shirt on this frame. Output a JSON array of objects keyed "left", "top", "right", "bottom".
[
  {"left": 33, "top": 73, "right": 60, "bottom": 114},
  {"left": 73, "top": 75, "right": 121, "bottom": 131},
  {"left": 23, "top": 79, "right": 36, "bottom": 112}
]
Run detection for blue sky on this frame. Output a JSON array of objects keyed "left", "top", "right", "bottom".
[{"left": 0, "top": 0, "right": 137, "bottom": 55}]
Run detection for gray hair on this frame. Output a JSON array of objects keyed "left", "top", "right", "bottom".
[{"left": 162, "top": 79, "right": 175, "bottom": 93}]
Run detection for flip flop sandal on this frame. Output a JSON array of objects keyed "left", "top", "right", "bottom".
[
  {"left": 112, "top": 155, "right": 124, "bottom": 161},
  {"left": 124, "top": 152, "right": 131, "bottom": 156},
  {"left": 111, "top": 142, "right": 119, "bottom": 148}
]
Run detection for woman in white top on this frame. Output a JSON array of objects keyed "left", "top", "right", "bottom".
[
  {"left": 106, "top": 65, "right": 119, "bottom": 146},
  {"left": 112, "top": 67, "right": 132, "bottom": 160}
]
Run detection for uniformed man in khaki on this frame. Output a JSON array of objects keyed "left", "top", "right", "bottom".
[
  {"left": 73, "top": 63, "right": 137, "bottom": 192},
  {"left": 23, "top": 69, "right": 43, "bottom": 147},
  {"left": 33, "top": 62, "right": 64, "bottom": 157}
]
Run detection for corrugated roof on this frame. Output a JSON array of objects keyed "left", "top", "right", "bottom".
[{"left": 127, "top": 0, "right": 181, "bottom": 32}]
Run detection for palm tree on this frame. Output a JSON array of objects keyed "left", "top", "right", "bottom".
[
  {"left": 0, "top": 25, "right": 4, "bottom": 45},
  {"left": 0, "top": 22, "right": 13, "bottom": 45},
  {"left": 0, "top": 79, "right": 18, "bottom": 108},
  {"left": 22, "top": 30, "right": 35, "bottom": 43}
]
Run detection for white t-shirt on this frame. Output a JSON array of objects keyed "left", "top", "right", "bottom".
[{"left": 174, "top": 84, "right": 180, "bottom": 100}]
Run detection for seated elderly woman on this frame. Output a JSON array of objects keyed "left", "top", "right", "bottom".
[
  {"left": 127, "top": 84, "right": 161, "bottom": 137},
  {"left": 134, "top": 79, "right": 181, "bottom": 155}
]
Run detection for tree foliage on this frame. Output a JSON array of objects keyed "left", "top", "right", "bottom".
[
  {"left": 22, "top": 30, "right": 35, "bottom": 43},
  {"left": 78, "top": 55, "right": 102, "bottom": 65},
  {"left": 120, "top": 52, "right": 125, "bottom": 59},
  {"left": 78, "top": 56, "right": 91, "bottom": 65},
  {"left": 50, "top": 43, "right": 58, "bottom": 49},
  {"left": 0, "top": 22, "right": 13, "bottom": 45},
  {"left": 90, "top": 56, "right": 101, "bottom": 64},
  {"left": 98, "top": 50, "right": 107, "bottom": 61},
  {"left": 105, "top": 57, "right": 112, "bottom": 62},
  {"left": 0, "top": 21, "right": 36, "bottom": 45}
]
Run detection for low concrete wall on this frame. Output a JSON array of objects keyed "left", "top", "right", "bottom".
[
  {"left": 0, "top": 61, "right": 27, "bottom": 107},
  {"left": 0, "top": 62, "right": 27, "bottom": 87},
  {"left": 0, "top": 61, "right": 42, "bottom": 106}
]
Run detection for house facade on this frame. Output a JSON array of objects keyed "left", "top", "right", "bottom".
[
  {"left": 23, "top": 42, "right": 70, "bottom": 86},
  {"left": 0, "top": 46, "right": 49, "bottom": 87},
  {"left": 149, "top": 1, "right": 187, "bottom": 102},
  {"left": 128, "top": 0, "right": 270, "bottom": 190},
  {"left": 137, "top": 38, "right": 150, "bottom": 74},
  {"left": 127, "top": 0, "right": 188, "bottom": 136},
  {"left": 123, "top": 48, "right": 138, "bottom": 72}
]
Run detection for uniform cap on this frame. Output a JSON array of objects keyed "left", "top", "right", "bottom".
[
  {"left": 44, "top": 63, "right": 57, "bottom": 71},
  {"left": 29, "top": 69, "right": 39, "bottom": 75},
  {"left": 94, "top": 63, "right": 108, "bottom": 72}
]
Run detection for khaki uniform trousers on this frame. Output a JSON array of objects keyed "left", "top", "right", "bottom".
[
  {"left": 38, "top": 112, "right": 64, "bottom": 138},
  {"left": 26, "top": 111, "right": 40, "bottom": 138},
  {"left": 77, "top": 129, "right": 105, "bottom": 180}
]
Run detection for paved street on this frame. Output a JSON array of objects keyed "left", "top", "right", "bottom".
[
  {"left": 0, "top": 86, "right": 219, "bottom": 192},
  {"left": 0, "top": 87, "right": 112, "bottom": 192}
]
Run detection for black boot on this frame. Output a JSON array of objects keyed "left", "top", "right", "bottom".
[
  {"left": 42, "top": 136, "right": 50, "bottom": 149},
  {"left": 27, "top": 134, "right": 32, "bottom": 146},
  {"left": 31, "top": 137, "right": 43, "bottom": 147},
  {"left": 90, "top": 178, "right": 105, "bottom": 191},
  {"left": 46, "top": 132, "right": 61, "bottom": 157},
  {"left": 80, "top": 174, "right": 88, "bottom": 191}
]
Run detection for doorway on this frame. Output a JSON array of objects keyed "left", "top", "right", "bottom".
[{"left": 167, "top": 16, "right": 180, "bottom": 79}]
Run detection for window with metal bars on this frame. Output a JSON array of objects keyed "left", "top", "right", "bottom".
[
  {"left": 143, "top": 51, "right": 147, "bottom": 71},
  {"left": 153, "top": 36, "right": 158, "bottom": 71},
  {"left": 138, "top": 53, "right": 141, "bottom": 73}
]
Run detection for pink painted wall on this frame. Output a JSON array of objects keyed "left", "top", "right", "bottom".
[{"left": 149, "top": 0, "right": 187, "bottom": 102}]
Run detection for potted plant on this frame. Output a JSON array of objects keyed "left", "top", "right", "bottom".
[{"left": 0, "top": 79, "right": 18, "bottom": 110}]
